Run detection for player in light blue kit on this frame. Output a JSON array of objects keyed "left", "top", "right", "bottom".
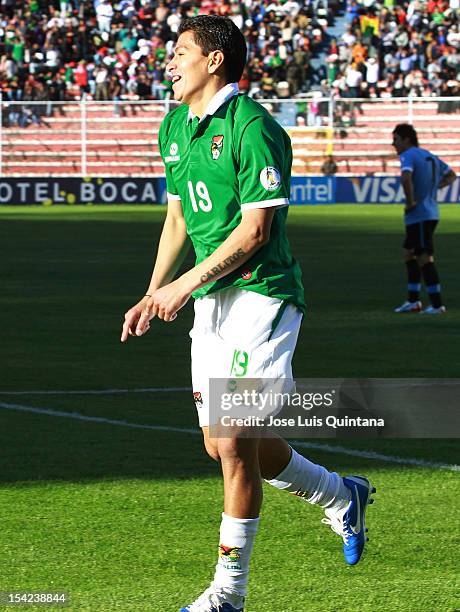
[{"left": 392, "top": 123, "right": 457, "bottom": 314}]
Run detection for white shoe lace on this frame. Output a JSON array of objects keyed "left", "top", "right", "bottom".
[
  {"left": 186, "top": 586, "right": 243, "bottom": 612},
  {"left": 321, "top": 506, "right": 352, "bottom": 545}
]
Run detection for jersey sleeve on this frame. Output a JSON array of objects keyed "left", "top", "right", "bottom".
[
  {"left": 438, "top": 156, "right": 451, "bottom": 177},
  {"left": 158, "top": 118, "right": 181, "bottom": 200},
  {"left": 237, "top": 116, "right": 291, "bottom": 211},
  {"left": 400, "top": 150, "right": 414, "bottom": 173}
]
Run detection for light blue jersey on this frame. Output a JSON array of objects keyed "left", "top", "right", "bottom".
[{"left": 400, "top": 146, "right": 450, "bottom": 225}]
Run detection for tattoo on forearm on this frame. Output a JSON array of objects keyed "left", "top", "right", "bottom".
[{"left": 200, "top": 248, "right": 246, "bottom": 283}]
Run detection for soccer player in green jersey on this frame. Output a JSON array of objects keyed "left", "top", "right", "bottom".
[{"left": 121, "top": 16, "right": 375, "bottom": 611}]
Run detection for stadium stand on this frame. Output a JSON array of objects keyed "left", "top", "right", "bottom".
[
  {"left": 2, "top": 97, "right": 460, "bottom": 176},
  {"left": 1, "top": 0, "right": 460, "bottom": 176},
  {"left": 0, "top": 0, "right": 340, "bottom": 103}
]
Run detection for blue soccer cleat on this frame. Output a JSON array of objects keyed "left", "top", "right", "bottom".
[
  {"left": 179, "top": 586, "right": 244, "bottom": 612},
  {"left": 394, "top": 300, "right": 422, "bottom": 313},
  {"left": 322, "top": 475, "right": 376, "bottom": 566},
  {"left": 420, "top": 305, "right": 446, "bottom": 315}
]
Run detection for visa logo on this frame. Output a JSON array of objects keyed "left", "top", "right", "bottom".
[{"left": 351, "top": 177, "right": 460, "bottom": 204}]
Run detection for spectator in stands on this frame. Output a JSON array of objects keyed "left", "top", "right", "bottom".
[
  {"left": 48, "top": 69, "right": 67, "bottom": 113},
  {"left": 21, "top": 80, "right": 48, "bottom": 127},
  {"left": 321, "top": 155, "right": 338, "bottom": 175},
  {"left": 260, "top": 70, "right": 276, "bottom": 97},
  {"left": 292, "top": 46, "right": 310, "bottom": 91},
  {"left": 352, "top": 39, "right": 367, "bottom": 65},
  {"left": 96, "top": 0, "right": 114, "bottom": 34},
  {"left": 108, "top": 72, "right": 122, "bottom": 116},
  {"left": 285, "top": 57, "right": 301, "bottom": 95},
  {"left": 34, "top": 80, "right": 50, "bottom": 119},
  {"left": 74, "top": 59, "right": 88, "bottom": 97},
  {"left": 364, "top": 56, "right": 379, "bottom": 90},
  {"left": 94, "top": 63, "right": 108, "bottom": 100},
  {"left": 326, "top": 52, "right": 340, "bottom": 85},
  {"left": 333, "top": 0, "right": 460, "bottom": 101},
  {"left": 345, "top": 62, "right": 363, "bottom": 97},
  {"left": 1, "top": 0, "right": 343, "bottom": 103},
  {"left": 307, "top": 92, "right": 322, "bottom": 126}
]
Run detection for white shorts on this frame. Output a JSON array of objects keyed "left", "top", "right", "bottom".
[{"left": 190, "top": 287, "right": 302, "bottom": 427}]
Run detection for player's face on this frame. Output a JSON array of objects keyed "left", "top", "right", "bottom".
[
  {"left": 167, "top": 32, "right": 212, "bottom": 106},
  {"left": 392, "top": 133, "right": 410, "bottom": 154}
]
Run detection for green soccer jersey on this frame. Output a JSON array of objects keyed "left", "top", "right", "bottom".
[{"left": 158, "top": 84, "right": 306, "bottom": 313}]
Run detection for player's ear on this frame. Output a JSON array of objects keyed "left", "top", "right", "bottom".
[{"left": 207, "top": 50, "right": 225, "bottom": 74}]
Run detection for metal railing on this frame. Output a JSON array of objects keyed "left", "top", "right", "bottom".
[{"left": 1, "top": 95, "right": 460, "bottom": 177}]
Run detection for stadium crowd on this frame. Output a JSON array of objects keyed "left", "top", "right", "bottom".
[
  {"left": 0, "top": 0, "right": 338, "bottom": 114},
  {"left": 0, "top": 0, "right": 459, "bottom": 119},
  {"left": 328, "top": 0, "right": 460, "bottom": 101}
]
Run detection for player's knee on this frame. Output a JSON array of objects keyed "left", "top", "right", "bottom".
[
  {"left": 203, "top": 438, "right": 220, "bottom": 462},
  {"left": 417, "top": 253, "right": 433, "bottom": 266},
  {"left": 217, "top": 438, "right": 239, "bottom": 462},
  {"left": 201, "top": 426, "right": 220, "bottom": 461},
  {"left": 217, "top": 437, "right": 258, "bottom": 464},
  {"left": 403, "top": 249, "right": 415, "bottom": 262}
]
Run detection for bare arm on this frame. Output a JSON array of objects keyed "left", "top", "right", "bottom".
[
  {"left": 121, "top": 199, "right": 189, "bottom": 342},
  {"left": 133, "top": 207, "right": 276, "bottom": 332},
  {"left": 439, "top": 168, "right": 457, "bottom": 189},
  {"left": 401, "top": 170, "right": 416, "bottom": 213},
  {"left": 182, "top": 207, "right": 275, "bottom": 291},
  {"left": 146, "top": 199, "right": 190, "bottom": 293}
]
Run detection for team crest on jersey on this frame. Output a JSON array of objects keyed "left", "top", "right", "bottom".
[
  {"left": 241, "top": 269, "right": 252, "bottom": 281},
  {"left": 260, "top": 166, "right": 281, "bottom": 191},
  {"left": 211, "top": 135, "right": 224, "bottom": 160},
  {"left": 193, "top": 391, "right": 203, "bottom": 406}
]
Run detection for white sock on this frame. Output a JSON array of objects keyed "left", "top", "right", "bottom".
[
  {"left": 265, "top": 448, "right": 350, "bottom": 511},
  {"left": 212, "top": 513, "right": 259, "bottom": 597}
]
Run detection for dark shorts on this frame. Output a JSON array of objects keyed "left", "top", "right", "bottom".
[{"left": 403, "top": 220, "right": 438, "bottom": 256}]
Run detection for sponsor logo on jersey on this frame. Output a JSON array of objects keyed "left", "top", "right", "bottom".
[
  {"left": 193, "top": 391, "right": 203, "bottom": 406},
  {"left": 260, "top": 166, "right": 281, "bottom": 191},
  {"left": 165, "top": 142, "right": 180, "bottom": 163},
  {"left": 211, "top": 135, "right": 224, "bottom": 160},
  {"left": 241, "top": 269, "right": 252, "bottom": 280}
]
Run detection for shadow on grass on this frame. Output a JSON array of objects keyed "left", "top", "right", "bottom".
[
  {"left": 0, "top": 212, "right": 459, "bottom": 484},
  {"left": 0, "top": 402, "right": 458, "bottom": 485}
]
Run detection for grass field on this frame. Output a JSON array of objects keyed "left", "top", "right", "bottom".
[{"left": 0, "top": 204, "right": 459, "bottom": 612}]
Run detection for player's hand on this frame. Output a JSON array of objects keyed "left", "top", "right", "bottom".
[
  {"left": 121, "top": 295, "right": 152, "bottom": 342},
  {"left": 146, "top": 278, "right": 192, "bottom": 324}
]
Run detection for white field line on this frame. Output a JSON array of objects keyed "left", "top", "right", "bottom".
[
  {"left": 0, "top": 401, "right": 198, "bottom": 435},
  {"left": 0, "top": 387, "right": 191, "bottom": 396},
  {"left": 0, "top": 379, "right": 459, "bottom": 396},
  {"left": 0, "top": 400, "right": 458, "bottom": 472},
  {"left": 292, "top": 440, "right": 460, "bottom": 472}
]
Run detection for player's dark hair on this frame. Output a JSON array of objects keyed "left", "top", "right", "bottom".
[
  {"left": 393, "top": 123, "right": 419, "bottom": 147},
  {"left": 178, "top": 15, "right": 247, "bottom": 83}
]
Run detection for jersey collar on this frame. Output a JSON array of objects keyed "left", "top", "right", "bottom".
[{"left": 186, "top": 82, "right": 239, "bottom": 124}]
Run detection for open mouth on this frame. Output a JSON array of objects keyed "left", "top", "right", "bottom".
[{"left": 171, "top": 75, "right": 182, "bottom": 85}]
